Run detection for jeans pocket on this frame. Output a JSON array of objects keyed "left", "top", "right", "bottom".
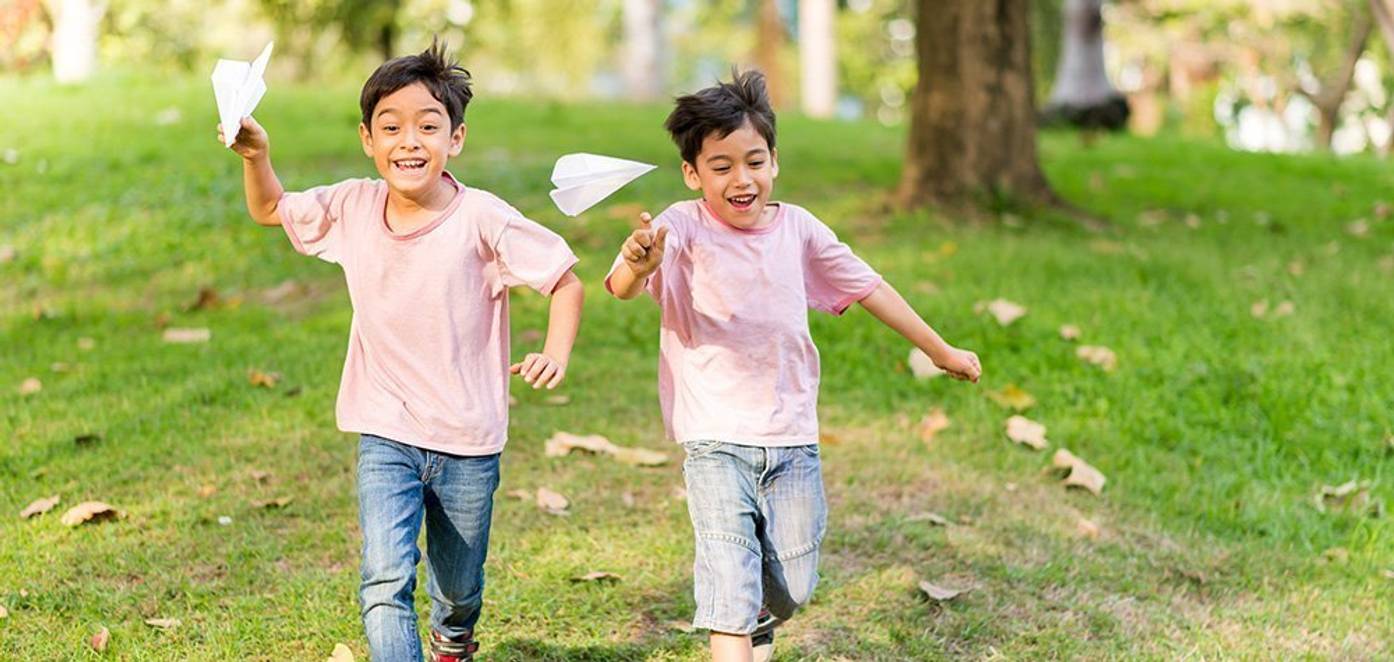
[
  {"left": 682, "top": 439, "right": 724, "bottom": 460},
  {"left": 795, "top": 444, "right": 820, "bottom": 458}
]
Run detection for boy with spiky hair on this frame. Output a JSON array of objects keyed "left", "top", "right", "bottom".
[
  {"left": 606, "top": 70, "right": 981, "bottom": 661},
  {"left": 219, "top": 41, "right": 583, "bottom": 661}
]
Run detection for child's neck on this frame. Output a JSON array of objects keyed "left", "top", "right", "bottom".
[{"left": 385, "top": 176, "right": 457, "bottom": 234}]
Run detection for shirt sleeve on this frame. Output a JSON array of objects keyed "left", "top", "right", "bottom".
[
  {"left": 487, "top": 202, "right": 579, "bottom": 295},
  {"left": 603, "top": 208, "right": 681, "bottom": 303},
  {"left": 276, "top": 179, "right": 362, "bottom": 264},
  {"left": 804, "top": 215, "right": 882, "bottom": 315}
]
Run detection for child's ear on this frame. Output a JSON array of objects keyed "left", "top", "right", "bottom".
[
  {"left": 358, "top": 123, "right": 374, "bottom": 158},
  {"left": 770, "top": 147, "right": 779, "bottom": 179},
  {"left": 681, "top": 161, "right": 702, "bottom": 191},
  {"left": 448, "top": 122, "right": 466, "bottom": 157}
]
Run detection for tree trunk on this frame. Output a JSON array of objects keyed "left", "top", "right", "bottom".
[
  {"left": 1300, "top": 6, "right": 1371, "bottom": 150},
  {"left": 896, "top": 0, "right": 1053, "bottom": 209},
  {"left": 1043, "top": 0, "right": 1128, "bottom": 130},
  {"left": 622, "top": 0, "right": 665, "bottom": 101},
  {"left": 798, "top": 0, "right": 836, "bottom": 118},
  {"left": 755, "top": 0, "right": 786, "bottom": 108},
  {"left": 46, "top": 0, "right": 105, "bottom": 84}
]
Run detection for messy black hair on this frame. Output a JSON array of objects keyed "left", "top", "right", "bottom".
[
  {"left": 664, "top": 69, "right": 776, "bottom": 165},
  {"left": 359, "top": 38, "right": 473, "bottom": 132}
]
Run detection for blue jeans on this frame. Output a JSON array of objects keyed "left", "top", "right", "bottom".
[
  {"left": 357, "top": 434, "right": 500, "bottom": 662},
  {"left": 681, "top": 440, "right": 828, "bottom": 635}
]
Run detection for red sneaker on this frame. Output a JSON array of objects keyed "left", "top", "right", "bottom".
[{"left": 428, "top": 630, "right": 479, "bottom": 662}]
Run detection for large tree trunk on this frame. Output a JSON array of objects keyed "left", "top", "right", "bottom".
[
  {"left": 798, "top": 0, "right": 836, "bottom": 118},
  {"left": 755, "top": 0, "right": 787, "bottom": 108},
  {"left": 46, "top": 0, "right": 105, "bottom": 84},
  {"left": 1043, "top": 0, "right": 1128, "bottom": 130},
  {"left": 897, "top": 0, "right": 1053, "bottom": 209},
  {"left": 622, "top": 0, "right": 665, "bottom": 101}
]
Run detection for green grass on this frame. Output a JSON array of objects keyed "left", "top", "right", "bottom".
[{"left": 2, "top": 72, "right": 1393, "bottom": 659}]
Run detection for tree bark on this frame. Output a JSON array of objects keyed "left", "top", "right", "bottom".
[
  {"left": 798, "top": 0, "right": 836, "bottom": 118},
  {"left": 755, "top": 0, "right": 787, "bottom": 108},
  {"left": 622, "top": 0, "right": 665, "bottom": 101},
  {"left": 1043, "top": 0, "right": 1128, "bottom": 130},
  {"left": 896, "top": 0, "right": 1053, "bottom": 209},
  {"left": 1298, "top": 6, "right": 1371, "bottom": 150}
]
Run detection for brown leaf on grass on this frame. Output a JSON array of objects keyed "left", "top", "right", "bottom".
[
  {"left": 506, "top": 489, "right": 532, "bottom": 501},
  {"left": 144, "top": 618, "right": 180, "bottom": 629},
  {"left": 917, "top": 579, "right": 970, "bottom": 602},
  {"left": 612, "top": 447, "right": 670, "bottom": 467},
  {"left": 1137, "top": 209, "right": 1167, "bottom": 227},
  {"left": 1347, "top": 219, "right": 1370, "bottom": 237},
  {"left": 621, "top": 492, "right": 636, "bottom": 508},
  {"left": 1184, "top": 213, "right": 1202, "bottom": 229},
  {"left": 974, "top": 298, "right": 1027, "bottom": 326},
  {"left": 196, "top": 485, "right": 217, "bottom": 498},
  {"left": 251, "top": 497, "right": 292, "bottom": 509},
  {"left": 1004, "top": 416, "right": 1047, "bottom": 450},
  {"left": 0, "top": 245, "right": 14, "bottom": 263},
  {"left": 162, "top": 327, "right": 210, "bottom": 344},
  {"left": 1272, "top": 301, "right": 1295, "bottom": 318},
  {"left": 1287, "top": 260, "right": 1306, "bottom": 277},
  {"left": 0, "top": 604, "right": 7, "bottom": 619},
  {"left": 185, "top": 287, "right": 221, "bottom": 311},
  {"left": 906, "top": 512, "right": 951, "bottom": 526},
  {"left": 1250, "top": 300, "right": 1269, "bottom": 318},
  {"left": 50, "top": 362, "right": 70, "bottom": 373},
  {"left": 90, "top": 626, "right": 110, "bottom": 652},
  {"left": 907, "top": 348, "right": 945, "bottom": 379},
  {"left": 1076, "top": 518, "right": 1101, "bottom": 539},
  {"left": 1076, "top": 345, "right": 1117, "bottom": 371},
  {"left": 1381, "top": 569, "right": 1394, "bottom": 580},
  {"left": 249, "top": 470, "right": 271, "bottom": 483},
  {"left": 1380, "top": 255, "right": 1394, "bottom": 273},
  {"left": 326, "top": 643, "right": 356, "bottom": 662},
  {"left": 544, "top": 431, "right": 669, "bottom": 467},
  {"left": 262, "top": 280, "right": 306, "bottom": 305},
  {"left": 77, "top": 337, "right": 95, "bottom": 351},
  {"left": 1059, "top": 324, "right": 1081, "bottom": 341},
  {"left": 20, "top": 495, "right": 60, "bottom": 519},
  {"left": 570, "top": 571, "right": 622, "bottom": 583},
  {"left": 543, "top": 394, "right": 571, "bottom": 406},
  {"left": 508, "top": 394, "right": 518, "bottom": 407},
  {"left": 247, "top": 369, "right": 281, "bottom": 388},
  {"left": 60, "top": 501, "right": 120, "bottom": 526},
  {"left": 18, "top": 377, "right": 41, "bottom": 395},
  {"left": 537, "top": 487, "right": 570, "bottom": 515},
  {"left": 918, "top": 409, "right": 950, "bottom": 444},
  {"left": 986, "top": 384, "right": 1036, "bottom": 411},
  {"left": 1314, "top": 480, "right": 1384, "bottom": 517},
  {"left": 1051, "top": 450, "right": 1106, "bottom": 495}
]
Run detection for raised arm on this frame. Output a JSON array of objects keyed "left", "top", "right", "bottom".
[
  {"left": 218, "top": 116, "right": 284, "bottom": 227},
  {"left": 857, "top": 281, "right": 982, "bottom": 382},
  {"left": 511, "top": 270, "right": 584, "bottom": 389},
  {"left": 607, "top": 211, "right": 668, "bottom": 300}
]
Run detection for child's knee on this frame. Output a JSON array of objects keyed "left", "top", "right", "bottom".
[{"left": 765, "top": 553, "right": 820, "bottom": 619}]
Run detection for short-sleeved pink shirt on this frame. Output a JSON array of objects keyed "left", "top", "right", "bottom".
[
  {"left": 279, "top": 172, "right": 578, "bottom": 455},
  {"left": 606, "top": 200, "right": 881, "bottom": 446}
]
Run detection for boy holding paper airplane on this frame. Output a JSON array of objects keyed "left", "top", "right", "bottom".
[
  {"left": 605, "top": 70, "right": 982, "bottom": 662},
  {"left": 217, "top": 41, "right": 582, "bottom": 662}
]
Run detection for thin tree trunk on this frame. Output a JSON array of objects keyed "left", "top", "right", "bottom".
[
  {"left": 1300, "top": 6, "right": 1371, "bottom": 150},
  {"left": 897, "top": 0, "right": 1053, "bottom": 209},
  {"left": 622, "top": 0, "right": 665, "bottom": 101},
  {"left": 755, "top": 0, "right": 786, "bottom": 108},
  {"left": 798, "top": 0, "right": 836, "bottom": 118}
]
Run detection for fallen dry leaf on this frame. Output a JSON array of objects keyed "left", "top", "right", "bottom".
[
  {"left": 251, "top": 497, "right": 292, "bottom": 509},
  {"left": 611, "top": 447, "right": 670, "bottom": 467},
  {"left": 621, "top": 491, "right": 636, "bottom": 508},
  {"left": 544, "top": 431, "right": 669, "bottom": 467},
  {"left": 20, "top": 495, "right": 60, "bottom": 519},
  {"left": 77, "top": 337, "right": 95, "bottom": 351},
  {"left": 1250, "top": 300, "right": 1269, "bottom": 318},
  {"left": 1287, "top": 260, "right": 1306, "bottom": 277},
  {"left": 907, "top": 348, "right": 945, "bottom": 379},
  {"left": 0, "top": 604, "right": 7, "bottom": 619},
  {"left": 1314, "top": 480, "right": 1383, "bottom": 517},
  {"left": 1184, "top": 213, "right": 1202, "bottom": 229},
  {"left": 247, "top": 369, "right": 281, "bottom": 388},
  {"left": 1381, "top": 255, "right": 1394, "bottom": 273},
  {"left": 986, "top": 384, "right": 1036, "bottom": 411},
  {"left": 91, "top": 626, "right": 110, "bottom": 652},
  {"left": 185, "top": 287, "right": 221, "bottom": 311},
  {"left": 907, "top": 512, "right": 951, "bottom": 526},
  {"left": 1076, "top": 345, "right": 1117, "bottom": 371},
  {"left": 18, "top": 377, "right": 41, "bottom": 395},
  {"left": 50, "top": 362, "right": 70, "bottom": 373},
  {"left": 60, "top": 501, "right": 120, "bottom": 526},
  {"left": 917, "top": 579, "right": 970, "bottom": 602},
  {"left": 1347, "top": 219, "right": 1370, "bottom": 237},
  {"left": 249, "top": 469, "right": 271, "bottom": 482},
  {"left": 0, "top": 245, "right": 14, "bottom": 263},
  {"left": 144, "top": 618, "right": 180, "bottom": 629},
  {"left": 1059, "top": 324, "right": 1081, "bottom": 341},
  {"left": 1051, "top": 449, "right": 1106, "bottom": 495},
  {"left": 1382, "top": 569, "right": 1394, "bottom": 580},
  {"left": 537, "top": 487, "right": 570, "bottom": 514},
  {"left": 570, "top": 571, "right": 622, "bottom": 583},
  {"left": 1004, "top": 416, "right": 1047, "bottom": 450},
  {"left": 506, "top": 488, "right": 531, "bottom": 501},
  {"left": 1272, "top": 300, "right": 1295, "bottom": 317},
  {"left": 1076, "top": 518, "right": 1101, "bottom": 539},
  {"left": 197, "top": 484, "right": 217, "bottom": 498},
  {"left": 544, "top": 394, "right": 571, "bottom": 406},
  {"left": 326, "top": 643, "right": 355, "bottom": 662},
  {"left": 163, "top": 327, "right": 211, "bottom": 344},
  {"left": 262, "top": 280, "right": 305, "bottom": 304},
  {"left": 918, "top": 409, "right": 950, "bottom": 444},
  {"left": 974, "top": 298, "right": 1027, "bottom": 326}
]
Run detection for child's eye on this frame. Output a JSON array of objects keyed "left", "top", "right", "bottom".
[
  {"left": 749, "top": 161, "right": 765, "bottom": 168},
  {"left": 383, "top": 125, "right": 399, "bottom": 132},
  {"left": 422, "top": 125, "right": 437, "bottom": 131},
  {"left": 713, "top": 167, "right": 730, "bottom": 174}
]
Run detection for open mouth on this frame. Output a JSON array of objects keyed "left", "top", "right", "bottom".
[
  {"left": 727, "top": 193, "right": 757, "bottom": 211},
  {"left": 393, "top": 158, "right": 427, "bottom": 173}
]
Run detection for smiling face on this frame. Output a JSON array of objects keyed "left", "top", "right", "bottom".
[
  {"left": 682, "top": 120, "right": 779, "bottom": 229},
  {"left": 359, "top": 82, "right": 465, "bottom": 202}
]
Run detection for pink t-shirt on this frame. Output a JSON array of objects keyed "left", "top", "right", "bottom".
[
  {"left": 279, "top": 172, "right": 578, "bottom": 456},
  {"left": 606, "top": 200, "right": 881, "bottom": 446}
]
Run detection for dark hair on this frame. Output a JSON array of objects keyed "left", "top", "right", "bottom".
[
  {"left": 664, "top": 69, "right": 776, "bottom": 165},
  {"left": 359, "top": 38, "right": 473, "bottom": 132}
]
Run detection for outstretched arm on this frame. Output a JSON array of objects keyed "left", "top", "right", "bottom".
[
  {"left": 857, "top": 281, "right": 981, "bottom": 382},
  {"left": 218, "top": 116, "right": 283, "bottom": 227},
  {"left": 607, "top": 211, "right": 668, "bottom": 300},
  {"left": 511, "top": 270, "right": 584, "bottom": 389}
]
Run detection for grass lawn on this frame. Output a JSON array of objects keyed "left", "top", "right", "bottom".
[{"left": 2, "top": 72, "right": 1393, "bottom": 660}]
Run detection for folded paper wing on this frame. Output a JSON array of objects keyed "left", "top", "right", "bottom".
[
  {"left": 548, "top": 153, "right": 657, "bottom": 216},
  {"left": 212, "top": 42, "right": 274, "bottom": 148}
]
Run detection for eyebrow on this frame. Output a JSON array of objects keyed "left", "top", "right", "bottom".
[
  {"left": 704, "top": 148, "right": 768, "bottom": 164},
  {"left": 375, "top": 107, "right": 445, "bottom": 119}
]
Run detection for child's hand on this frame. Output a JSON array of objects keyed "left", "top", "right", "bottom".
[
  {"left": 933, "top": 346, "right": 982, "bottom": 383},
  {"left": 510, "top": 352, "right": 567, "bottom": 389},
  {"left": 217, "top": 116, "right": 269, "bottom": 161},
  {"left": 620, "top": 212, "right": 669, "bottom": 278}
]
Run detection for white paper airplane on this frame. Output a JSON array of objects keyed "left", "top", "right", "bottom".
[
  {"left": 548, "top": 153, "right": 657, "bottom": 216},
  {"left": 211, "top": 42, "right": 274, "bottom": 148}
]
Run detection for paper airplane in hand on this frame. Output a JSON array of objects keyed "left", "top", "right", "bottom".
[
  {"left": 211, "top": 42, "right": 274, "bottom": 147},
  {"left": 548, "top": 153, "right": 657, "bottom": 216}
]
